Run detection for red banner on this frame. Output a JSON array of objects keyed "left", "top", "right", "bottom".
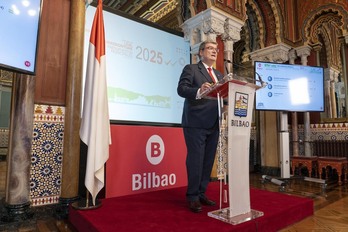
[{"left": 106, "top": 125, "right": 187, "bottom": 198}]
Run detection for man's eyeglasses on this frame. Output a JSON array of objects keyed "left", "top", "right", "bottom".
[{"left": 203, "top": 46, "right": 219, "bottom": 53}]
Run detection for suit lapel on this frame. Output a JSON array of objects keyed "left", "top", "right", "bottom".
[
  {"left": 214, "top": 69, "right": 223, "bottom": 81},
  {"left": 198, "top": 62, "right": 215, "bottom": 83}
]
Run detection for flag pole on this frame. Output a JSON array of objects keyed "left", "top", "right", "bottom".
[
  {"left": 72, "top": 190, "right": 102, "bottom": 210},
  {"left": 74, "top": 0, "right": 111, "bottom": 210}
]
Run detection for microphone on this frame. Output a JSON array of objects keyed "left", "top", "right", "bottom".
[
  {"left": 224, "top": 60, "right": 267, "bottom": 87},
  {"left": 255, "top": 72, "right": 267, "bottom": 87},
  {"left": 223, "top": 59, "right": 232, "bottom": 74}
]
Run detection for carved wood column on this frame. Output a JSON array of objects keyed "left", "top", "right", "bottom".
[
  {"left": 342, "top": 36, "right": 348, "bottom": 117},
  {"left": 59, "top": 0, "right": 85, "bottom": 211},
  {"left": 341, "top": 35, "right": 348, "bottom": 117},
  {"left": 324, "top": 69, "right": 333, "bottom": 118},
  {"left": 222, "top": 18, "right": 242, "bottom": 75},
  {"left": 329, "top": 68, "right": 340, "bottom": 118},
  {"left": 330, "top": 75, "right": 338, "bottom": 118}
]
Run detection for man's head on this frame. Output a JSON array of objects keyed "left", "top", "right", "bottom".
[{"left": 198, "top": 40, "right": 219, "bottom": 66}]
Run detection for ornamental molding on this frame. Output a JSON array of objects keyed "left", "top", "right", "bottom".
[
  {"left": 249, "top": 43, "right": 291, "bottom": 64},
  {"left": 296, "top": 45, "right": 312, "bottom": 65},
  {"left": 182, "top": 7, "right": 244, "bottom": 44},
  {"left": 324, "top": 67, "right": 340, "bottom": 82}
]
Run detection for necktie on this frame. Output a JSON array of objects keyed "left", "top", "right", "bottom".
[{"left": 207, "top": 67, "right": 217, "bottom": 83}]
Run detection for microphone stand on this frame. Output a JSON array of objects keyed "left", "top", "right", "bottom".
[
  {"left": 224, "top": 59, "right": 267, "bottom": 87},
  {"left": 224, "top": 60, "right": 230, "bottom": 74}
]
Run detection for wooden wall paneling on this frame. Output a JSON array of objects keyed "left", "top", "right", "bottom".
[{"left": 34, "top": 0, "right": 70, "bottom": 105}]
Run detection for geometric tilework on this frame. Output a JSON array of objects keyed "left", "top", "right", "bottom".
[
  {"left": 215, "top": 123, "right": 228, "bottom": 180},
  {"left": 290, "top": 123, "right": 348, "bottom": 156},
  {"left": 30, "top": 104, "right": 65, "bottom": 206},
  {"left": 215, "top": 122, "right": 348, "bottom": 179},
  {"left": 310, "top": 123, "right": 348, "bottom": 130},
  {"left": 26, "top": 103, "right": 348, "bottom": 205}
]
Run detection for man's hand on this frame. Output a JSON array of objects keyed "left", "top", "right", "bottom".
[{"left": 200, "top": 82, "right": 213, "bottom": 93}]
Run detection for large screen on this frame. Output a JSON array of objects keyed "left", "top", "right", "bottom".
[
  {"left": 84, "top": 6, "right": 190, "bottom": 126},
  {"left": 255, "top": 61, "right": 324, "bottom": 112},
  {"left": 0, "top": 0, "right": 42, "bottom": 75}
]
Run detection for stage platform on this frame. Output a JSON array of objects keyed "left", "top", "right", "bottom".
[{"left": 69, "top": 181, "right": 313, "bottom": 232}]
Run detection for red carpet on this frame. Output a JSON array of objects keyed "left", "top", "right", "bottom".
[{"left": 69, "top": 182, "right": 313, "bottom": 232}]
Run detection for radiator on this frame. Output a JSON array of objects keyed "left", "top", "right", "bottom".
[{"left": 312, "top": 140, "right": 348, "bottom": 158}]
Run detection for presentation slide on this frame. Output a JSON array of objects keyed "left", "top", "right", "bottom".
[
  {"left": 255, "top": 62, "right": 324, "bottom": 112},
  {"left": 0, "top": 0, "right": 41, "bottom": 74},
  {"left": 84, "top": 6, "right": 190, "bottom": 125}
]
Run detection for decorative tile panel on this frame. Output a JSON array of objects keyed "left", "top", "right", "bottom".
[
  {"left": 290, "top": 123, "right": 348, "bottom": 156},
  {"left": 310, "top": 123, "right": 348, "bottom": 141},
  {"left": 30, "top": 104, "right": 65, "bottom": 206}
]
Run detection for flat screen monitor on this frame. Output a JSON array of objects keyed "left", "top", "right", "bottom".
[
  {"left": 0, "top": 0, "right": 42, "bottom": 75},
  {"left": 254, "top": 61, "right": 324, "bottom": 112},
  {"left": 84, "top": 5, "right": 191, "bottom": 126}
]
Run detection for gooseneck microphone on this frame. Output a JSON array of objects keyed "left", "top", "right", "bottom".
[
  {"left": 223, "top": 59, "right": 232, "bottom": 74},
  {"left": 223, "top": 60, "right": 267, "bottom": 87}
]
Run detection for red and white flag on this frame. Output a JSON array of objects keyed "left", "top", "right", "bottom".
[{"left": 80, "top": 0, "right": 111, "bottom": 206}]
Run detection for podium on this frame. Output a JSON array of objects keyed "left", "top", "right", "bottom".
[{"left": 201, "top": 73, "right": 265, "bottom": 225}]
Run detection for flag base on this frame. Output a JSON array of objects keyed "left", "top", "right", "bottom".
[{"left": 72, "top": 198, "right": 102, "bottom": 210}]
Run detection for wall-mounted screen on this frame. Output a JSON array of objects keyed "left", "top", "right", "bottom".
[
  {"left": 254, "top": 61, "right": 324, "bottom": 112},
  {"left": 84, "top": 5, "right": 190, "bottom": 126},
  {"left": 0, "top": 0, "right": 42, "bottom": 75}
]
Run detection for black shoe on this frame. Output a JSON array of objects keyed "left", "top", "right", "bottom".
[
  {"left": 188, "top": 200, "right": 202, "bottom": 213},
  {"left": 199, "top": 196, "right": 216, "bottom": 206}
]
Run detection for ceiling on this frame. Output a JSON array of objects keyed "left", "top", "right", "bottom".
[{"left": 100, "top": 0, "right": 181, "bottom": 31}]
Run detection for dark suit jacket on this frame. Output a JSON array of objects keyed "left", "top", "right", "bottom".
[{"left": 177, "top": 61, "right": 224, "bottom": 129}]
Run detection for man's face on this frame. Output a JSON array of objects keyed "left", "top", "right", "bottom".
[{"left": 200, "top": 43, "right": 218, "bottom": 64}]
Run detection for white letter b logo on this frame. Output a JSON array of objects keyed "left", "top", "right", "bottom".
[{"left": 146, "top": 135, "right": 164, "bottom": 165}]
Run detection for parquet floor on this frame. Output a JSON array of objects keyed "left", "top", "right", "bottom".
[
  {"left": 1, "top": 172, "right": 348, "bottom": 231},
  {"left": 253, "top": 174, "right": 348, "bottom": 231}
]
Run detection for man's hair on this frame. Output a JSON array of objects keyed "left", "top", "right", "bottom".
[
  {"left": 199, "top": 39, "right": 217, "bottom": 51},
  {"left": 198, "top": 39, "right": 218, "bottom": 59}
]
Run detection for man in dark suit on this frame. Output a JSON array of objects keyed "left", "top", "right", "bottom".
[{"left": 177, "top": 40, "right": 223, "bottom": 213}]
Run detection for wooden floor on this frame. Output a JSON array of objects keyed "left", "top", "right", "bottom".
[
  {"left": 255, "top": 174, "right": 348, "bottom": 231},
  {"left": 1, "top": 172, "right": 348, "bottom": 231}
]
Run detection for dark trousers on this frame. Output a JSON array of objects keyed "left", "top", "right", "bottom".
[{"left": 183, "top": 123, "right": 219, "bottom": 201}]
